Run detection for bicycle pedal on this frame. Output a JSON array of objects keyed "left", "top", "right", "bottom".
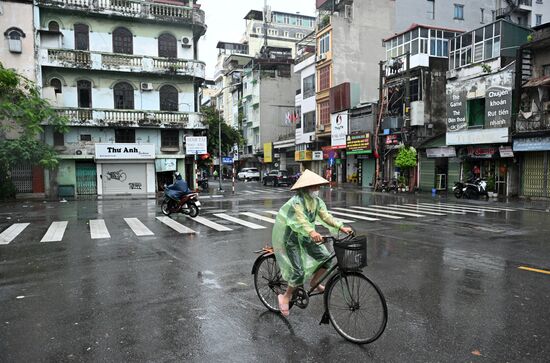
[{"left": 319, "top": 311, "right": 330, "bottom": 325}]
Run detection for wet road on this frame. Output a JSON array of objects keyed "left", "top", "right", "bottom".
[{"left": 1, "top": 182, "right": 550, "bottom": 362}]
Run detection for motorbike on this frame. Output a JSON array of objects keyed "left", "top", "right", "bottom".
[
  {"left": 161, "top": 188, "right": 200, "bottom": 217},
  {"left": 462, "top": 177, "right": 489, "bottom": 200},
  {"left": 198, "top": 178, "right": 209, "bottom": 191},
  {"left": 452, "top": 181, "right": 465, "bottom": 198}
]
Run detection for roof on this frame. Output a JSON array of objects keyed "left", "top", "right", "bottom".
[
  {"left": 383, "top": 23, "right": 464, "bottom": 42},
  {"left": 523, "top": 75, "right": 550, "bottom": 88},
  {"left": 244, "top": 9, "right": 315, "bottom": 21},
  {"left": 417, "top": 134, "right": 446, "bottom": 149}
]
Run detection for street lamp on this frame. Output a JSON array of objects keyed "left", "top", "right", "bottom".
[{"left": 216, "top": 82, "right": 242, "bottom": 191}]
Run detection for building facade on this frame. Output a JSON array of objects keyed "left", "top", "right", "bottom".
[
  {"left": 35, "top": 0, "right": 207, "bottom": 198},
  {"left": 495, "top": 0, "right": 550, "bottom": 28}
]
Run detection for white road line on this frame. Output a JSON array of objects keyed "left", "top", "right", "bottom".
[
  {"left": 263, "top": 210, "right": 355, "bottom": 224},
  {"left": 265, "top": 210, "right": 279, "bottom": 216},
  {"left": 156, "top": 217, "right": 196, "bottom": 234},
  {"left": 351, "top": 206, "right": 425, "bottom": 217},
  {"left": 442, "top": 202, "right": 516, "bottom": 212},
  {"left": 89, "top": 219, "right": 111, "bottom": 239},
  {"left": 213, "top": 213, "right": 266, "bottom": 229},
  {"left": 190, "top": 216, "right": 233, "bottom": 232},
  {"left": 377, "top": 205, "right": 446, "bottom": 216},
  {"left": 0, "top": 223, "right": 30, "bottom": 245},
  {"left": 401, "top": 204, "right": 467, "bottom": 215},
  {"left": 330, "top": 210, "right": 379, "bottom": 222},
  {"left": 124, "top": 218, "right": 154, "bottom": 236},
  {"left": 417, "top": 203, "right": 497, "bottom": 213},
  {"left": 212, "top": 195, "right": 224, "bottom": 198},
  {"left": 41, "top": 221, "right": 68, "bottom": 242},
  {"left": 333, "top": 207, "right": 403, "bottom": 220},
  {"left": 241, "top": 212, "right": 276, "bottom": 224},
  {"left": 200, "top": 196, "right": 211, "bottom": 199},
  {"left": 241, "top": 191, "right": 258, "bottom": 194}
]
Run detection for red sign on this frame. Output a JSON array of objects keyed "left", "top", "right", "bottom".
[
  {"left": 321, "top": 146, "right": 340, "bottom": 159},
  {"left": 467, "top": 146, "right": 497, "bottom": 159},
  {"left": 385, "top": 134, "right": 400, "bottom": 145}
]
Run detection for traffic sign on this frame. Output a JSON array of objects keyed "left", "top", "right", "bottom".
[{"left": 222, "top": 157, "right": 234, "bottom": 164}]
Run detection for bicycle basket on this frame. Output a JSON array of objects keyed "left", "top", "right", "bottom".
[{"left": 334, "top": 236, "right": 367, "bottom": 270}]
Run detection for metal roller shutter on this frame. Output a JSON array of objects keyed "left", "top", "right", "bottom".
[
  {"left": 102, "top": 163, "right": 147, "bottom": 195},
  {"left": 521, "top": 152, "right": 547, "bottom": 198},
  {"left": 419, "top": 155, "right": 435, "bottom": 191}
]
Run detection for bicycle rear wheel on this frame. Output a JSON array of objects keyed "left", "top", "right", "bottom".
[
  {"left": 253, "top": 255, "right": 288, "bottom": 312},
  {"left": 325, "top": 272, "right": 387, "bottom": 344}
]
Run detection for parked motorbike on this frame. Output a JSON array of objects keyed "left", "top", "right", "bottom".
[
  {"left": 462, "top": 178, "right": 489, "bottom": 200},
  {"left": 198, "top": 178, "right": 209, "bottom": 191},
  {"left": 453, "top": 181, "right": 465, "bottom": 198},
  {"left": 161, "top": 187, "right": 200, "bottom": 217}
]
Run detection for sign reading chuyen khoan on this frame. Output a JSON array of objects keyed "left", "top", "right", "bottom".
[{"left": 485, "top": 86, "right": 512, "bottom": 128}]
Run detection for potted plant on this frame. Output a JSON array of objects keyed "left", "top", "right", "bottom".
[
  {"left": 395, "top": 146, "right": 417, "bottom": 192},
  {"left": 486, "top": 176, "right": 496, "bottom": 197}
]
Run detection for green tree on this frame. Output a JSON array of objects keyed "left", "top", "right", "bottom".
[
  {"left": 0, "top": 63, "right": 68, "bottom": 199},
  {"left": 395, "top": 146, "right": 417, "bottom": 190},
  {"left": 202, "top": 106, "right": 243, "bottom": 159}
]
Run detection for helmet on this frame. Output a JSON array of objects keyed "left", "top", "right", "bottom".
[{"left": 174, "top": 172, "right": 182, "bottom": 180}]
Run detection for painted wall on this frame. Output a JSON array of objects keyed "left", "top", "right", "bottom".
[{"left": 57, "top": 160, "right": 76, "bottom": 185}]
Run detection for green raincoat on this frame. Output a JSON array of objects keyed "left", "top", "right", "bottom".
[{"left": 272, "top": 191, "right": 344, "bottom": 287}]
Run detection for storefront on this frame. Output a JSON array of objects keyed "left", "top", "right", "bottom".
[
  {"left": 95, "top": 144, "right": 156, "bottom": 198},
  {"left": 155, "top": 158, "right": 177, "bottom": 191},
  {"left": 346, "top": 133, "right": 373, "bottom": 188},
  {"left": 418, "top": 135, "right": 458, "bottom": 192},
  {"left": 514, "top": 136, "right": 550, "bottom": 198}
]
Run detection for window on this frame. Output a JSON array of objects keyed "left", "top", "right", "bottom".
[
  {"left": 318, "top": 65, "right": 330, "bottom": 91},
  {"left": 297, "top": 17, "right": 303, "bottom": 26},
  {"left": 467, "top": 98, "right": 485, "bottom": 127},
  {"left": 74, "top": 23, "right": 89, "bottom": 50},
  {"left": 284, "top": 15, "right": 290, "bottom": 24},
  {"left": 295, "top": 106, "right": 302, "bottom": 128},
  {"left": 318, "top": 101, "right": 330, "bottom": 126},
  {"left": 319, "top": 32, "right": 330, "bottom": 54},
  {"left": 454, "top": 4, "right": 464, "bottom": 20},
  {"left": 161, "top": 130, "right": 179, "bottom": 148},
  {"left": 80, "top": 134, "right": 92, "bottom": 141},
  {"left": 50, "top": 78, "right": 62, "bottom": 94},
  {"left": 5, "top": 28, "right": 24, "bottom": 53},
  {"left": 303, "top": 74, "right": 315, "bottom": 99},
  {"left": 303, "top": 111, "right": 316, "bottom": 133},
  {"left": 158, "top": 33, "right": 177, "bottom": 58},
  {"left": 283, "top": 31, "right": 289, "bottom": 38},
  {"left": 48, "top": 21, "right": 60, "bottom": 32},
  {"left": 543, "top": 64, "right": 550, "bottom": 76},
  {"left": 268, "top": 29, "right": 278, "bottom": 36},
  {"left": 480, "top": 8, "right": 485, "bottom": 23},
  {"left": 113, "top": 82, "right": 134, "bottom": 109},
  {"left": 113, "top": 27, "right": 133, "bottom": 54},
  {"left": 159, "top": 85, "right": 178, "bottom": 111},
  {"left": 77, "top": 80, "right": 92, "bottom": 108},
  {"left": 296, "top": 33, "right": 304, "bottom": 39},
  {"left": 53, "top": 131, "right": 64, "bottom": 146},
  {"left": 115, "top": 129, "right": 135, "bottom": 143},
  {"left": 536, "top": 14, "right": 542, "bottom": 26},
  {"left": 536, "top": 0, "right": 543, "bottom": 4},
  {"left": 410, "top": 78, "right": 420, "bottom": 102},
  {"left": 450, "top": 22, "right": 501, "bottom": 70}
]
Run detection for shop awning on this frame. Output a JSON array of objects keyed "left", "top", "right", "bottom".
[
  {"left": 523, "top": 75, "right": 550, "bottom": 88},
  {"left": 416, "top": 134, "right": 446, "bottom": 149}
]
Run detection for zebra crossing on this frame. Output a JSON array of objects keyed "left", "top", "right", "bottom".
[{"left": 0, "top": 202, "right": 517, "bottom": 245}]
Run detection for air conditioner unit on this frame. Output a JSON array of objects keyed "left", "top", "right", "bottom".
[
  {"left": 75, "top": 149, "right": 86, "bottom": 156},
  {"left": 141, "top": 82, "right": 153, "bottom": 91},
  {"left": 181, "top": 36, "right": 191, "bottom": 48},
  {"left": 344, "top": 4, "right": 353, "bottom": 19},
  {"left": 318, "top": 124, "right": 325, "bottom": 132},
  {"left": 317, "top": 53, "right": 327, "bottom": 62}
]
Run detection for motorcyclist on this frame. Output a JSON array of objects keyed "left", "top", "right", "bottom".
[{"left": 165, "top": 172, "right": 191, "bottom": 201}]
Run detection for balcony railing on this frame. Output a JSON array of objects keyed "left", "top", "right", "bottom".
[
  {"left": 41, "top": 49, "right": 206, "bottom": 78},
  {"left": 36, "top": 0, "right": 206, "bottom": 30},
  {"left": 52, "top": 107, "right": 206, "bottom": 129},
  {"left": 516, "top": 111, "right": 550, "bottom": 132}
]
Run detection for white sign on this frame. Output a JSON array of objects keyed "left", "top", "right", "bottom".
[
  {"left": 331, "top": 112, "right": 348, "bottom": 148},
  {"left": 186, "top": 136, "right": 207, "bottom": 155},
  {"left": 446, "top": 128, "right": 509, "bottom": 146},
  {"left": 155, "top": 159, "right": 177, "bottom": 172},
  {"left": 95, "top": 144, "right": 155, "bottom": 160},
  {"left": 426, "top": 147, "right": 456, "bottom": 158},
  {"left": 499, "top": 146, "right": 514, "bottom": 158},
  {"left": 312, "top": 151, "right": 323, "bottom": 160}
]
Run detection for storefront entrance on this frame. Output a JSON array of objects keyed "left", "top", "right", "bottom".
[{"left": 75, "top": 162, "right": 97, "bottom": 195}]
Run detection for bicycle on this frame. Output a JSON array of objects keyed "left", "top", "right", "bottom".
[{"left": 251, "top": 233, "right": 388, "bottom": 344}]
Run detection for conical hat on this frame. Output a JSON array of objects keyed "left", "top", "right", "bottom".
[{"left": 291, "top": 169, "right": 329, "bottom": 190}]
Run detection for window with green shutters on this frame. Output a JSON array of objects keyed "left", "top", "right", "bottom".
[{"left": 467, "top": 98, "right": 485, "bottom": 127}]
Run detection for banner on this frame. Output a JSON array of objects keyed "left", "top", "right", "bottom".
[
  {"left": 264, "top": 142, "right": 273, "bottom": 163},
  {"left": 331, "top": 112, "right": 348, "bottom": 148},
  {"left": 346, "top": 133, "right": 371, "bottom": 155},
  {"left": 185, "top": 136, "right": 207, "bottom": 155}
]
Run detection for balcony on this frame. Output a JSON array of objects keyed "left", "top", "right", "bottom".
[
  {"left": 40, "top": 49, "right": 206, "bottom": 78},
  {"left": 52, "top": 107, "right": 206, "bottom": 129},
  {"left": 36, "top": 0, "right": 206, "bottom": 33},
  {"left": 516, "top": 111, "right": 550, "bottom": 132}
]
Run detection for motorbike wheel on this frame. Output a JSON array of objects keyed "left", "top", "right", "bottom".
[
  {"left": 454, "top": 189, "right": 462, "bottom": 199},
  {"left": 188, "top": 203, "right": 199, "bottom": 218},
  {"left": 120, "top": 172, "right": 127, "bottom": 182},
  {"left": 161, "top": 199, "right": 173, "bottom": 216},
  {"left": 464, "top": 188, "right": 476, "bottom": 200}
]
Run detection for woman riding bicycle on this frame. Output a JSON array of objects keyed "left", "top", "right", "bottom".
[{"left": 273, "top": 169, "right": 352, "bottom": 316}]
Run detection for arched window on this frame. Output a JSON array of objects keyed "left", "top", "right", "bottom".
[
  {"left": 50, "top": 78, "right": 62, "bottom": 94},
  {"left": 158, "top": 33, "right": 177, "bottom": 58},
  {"left": 77, "top": 80, "right": 92, "bottom": 108},
  {"left": 48, "top": 21, "right": 60, "bottom": 32},
  {"left": 159, "top": 85, "right": 178, "bottom": 111},
  {"left": 4, "top": 27, "right": 25, "bottom": 53},
  {"left": 113, "top": 27, "right": 133, "bottom": 54},
  {"left": 74, "top": 23, "right": 89, "bottom": 50},
  {"left": 113, "top": 82, "right": 134, "bottom": 109}
]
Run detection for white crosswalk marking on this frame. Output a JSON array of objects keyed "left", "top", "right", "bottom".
[
  {"left": 263, "top": 210, "right": 355, "bottom": 224},
  {"left": 0, "top": 223, "right": 30, "bottom": 245},
  {"left": 212, "top": 195, "right": 224, "bottom": 198},
  {"left": 401, "top": 204, "right": 467, "bottom": 215},
  {"left": 333, "top": 207, "right": 403, "bottom": 220},
  {"left": 41, "top": 221, "right": 68, "bottom": 242},
  {"left": 124, "top": 218, "right": 154, "bottom": 236},
  {"left": 190, "top": 216, "right": 233, "bottom": 232},
  {"left": 90, "top": 219, "right": 111, "bottom": 239},
  {"left": 351, "top": 206, "right": 425, "bottom": 218},
  {"left": 241, "top": 190, "right": 257, "bottom": 194},
  {"left": 265, "top": 210, "right": 279, "bottom": 216},
  {"left": 417, "top": 203, "right": 494, "bottom": 213},
  {"left": 371, "top": 205, "right": 447, "bottom": 216},
  {"left": 439, "top": 202, "right": 516, "bottom": 212},
  {"left": 330, "top": 210, "right": 379, "bottom": 222},
  {"left": 241, "top": 212, "right": 276, "bottom": 224},
  {"left": 156, "top": 217, "right": 196, "bottom": 234},
  {"left": 213, "top": 213, "right": 266, "bottom": 229}
]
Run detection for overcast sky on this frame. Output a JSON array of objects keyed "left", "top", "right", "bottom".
[{"left": 198, "top": 0, "right": 316, "bottom": 79}]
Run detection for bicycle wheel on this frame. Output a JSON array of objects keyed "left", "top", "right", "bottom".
[
  {"left": 253, "top": 254, "right": 288, "bottom": 312},
  {"left": 325, "top": 272, "right": 387, "bottom": 344}
]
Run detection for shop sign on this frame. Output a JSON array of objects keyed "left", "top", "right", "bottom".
[
  {"left": 95, "top": 144, "right": 155, "bottom": 160},
  {"left": 426, "top": 147, "right": 456, "bottom": 158},
  {"left": 322, "top": 146, "right": 340, "bottom": 160},
  {"left": 385, "top": 134, "right": 401, "bottom": 145},
  {"left": 264, "top": 142, "right": 273, "bottom": 163},
  {"left": 155, "top": 158, "right": 177, "bottom": 172},
  {"left": 485, "top": 86, "right": 512, "bottom": 129},
  {"left": 467, "top": 146, "right": 497, "bottom": 159},
  {"left": 499, "top": 146, "right": 514, "bottom": 158},
  {"left": 312, "top": 151, "right": 323, "bottom": 160},
  {"left": 513, "top": 136, "right": 550, "bottom": 152},
  {"left": 446, "top": 90, "right": 467, "bottom": 132},
  {"left": 446, "top": 127, "right": 509, "bottom": 145},
  {"left": 331, "top": 112, "right": 348, "bottom": 149},
  {"left": 185, "top": 136, "right": 207, "bottom": 155},
  {"left": 295, "top": 151, "right": 313, "bottom": 161},
  {"left": 346, "top": 133, "right": 372, "bottom": 155}
]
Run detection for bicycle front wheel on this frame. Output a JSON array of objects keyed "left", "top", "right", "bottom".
[
  {"left": 325, "top": 272, "right": 387, "bottom": 344},
  {"left": 253, "top": 255, "right": 288, "bottom": 312}
]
